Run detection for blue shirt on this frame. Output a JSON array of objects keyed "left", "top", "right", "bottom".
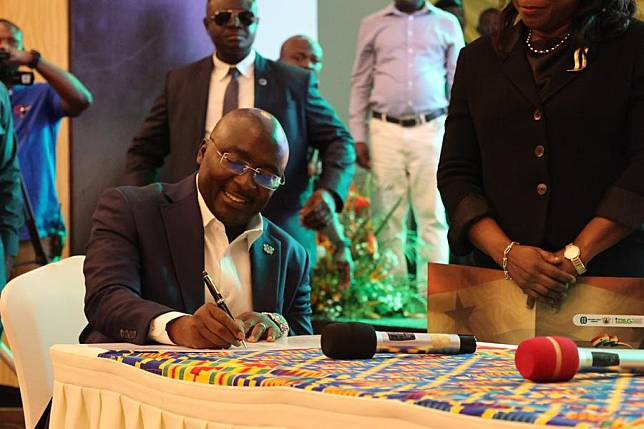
[
  {"left": 349, "top": 3, "right": 465, "bottom": 142},
  {"left": 11, "top": 83, "right": 66, "bottom": 240}
]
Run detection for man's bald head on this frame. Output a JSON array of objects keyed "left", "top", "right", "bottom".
[
  {"left": 279, "top": 35, "right": 324, "bottom": 77},
  {"left": 211, "top": 108, "right": 289, "bottom": 170},
  {"left": 0, "top": 19, "right": 23, "bottom": 50},
  {"left": 197, "top": 108, "right": 289, "bottom": 228}
]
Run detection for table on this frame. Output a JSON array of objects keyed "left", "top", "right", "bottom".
[{"left": 49, "top": 336, "right": 643, "bottom": 429}]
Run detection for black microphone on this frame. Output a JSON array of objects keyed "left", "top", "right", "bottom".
[{"left": 321, "top": 322, "right": 477, "bottom": 359}]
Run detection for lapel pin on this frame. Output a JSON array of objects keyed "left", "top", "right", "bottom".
[
  {"left": 567, "top": 47, "right": 589, "bottom": 72},
  {"left": 263, "top": 243, "right": 275, "bottom": 255},
  {"left": 258, "top": 78, "right": 268, "bottom": 86}
]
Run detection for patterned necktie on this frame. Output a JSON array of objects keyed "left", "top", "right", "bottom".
[{"left": 222, "top": 67, "right": 240, "bottom": 117}]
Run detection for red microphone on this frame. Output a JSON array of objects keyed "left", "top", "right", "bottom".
[{"left": 515, "top": 336, "right": 644, "bottom": 382}]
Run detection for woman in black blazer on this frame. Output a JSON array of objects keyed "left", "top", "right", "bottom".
[{"left": 438, "top": 0, "right": 643, "bottom": 304}]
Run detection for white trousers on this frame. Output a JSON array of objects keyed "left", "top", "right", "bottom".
[{"left": 369, "top": 116, "right": 449, "bottom": 294}]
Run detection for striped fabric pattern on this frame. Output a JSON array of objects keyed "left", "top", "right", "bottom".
[{"left": 98, "top": 346, "right": 643, "bottom": 427}]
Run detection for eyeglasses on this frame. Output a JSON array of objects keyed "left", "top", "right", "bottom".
[
  {"left": 217, "top": 150, "right": 284, "bottom": 190},
  {"left": 208, "top": 142, "right": 284, "bottom": 190},
  {"left": 209, "top": 10, "right": 257, "bottom": 27}
]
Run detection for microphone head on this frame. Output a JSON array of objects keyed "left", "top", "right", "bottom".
[
  {"left": 321, "top": 322, "right": 377, "bottom": 359},
  {"left": 515, "top": 336, "right": 580, "bottom": 382}
]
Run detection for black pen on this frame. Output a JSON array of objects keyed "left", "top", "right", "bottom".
[{"left": 202, "top": 270, "right": 247, "bottom": 348}]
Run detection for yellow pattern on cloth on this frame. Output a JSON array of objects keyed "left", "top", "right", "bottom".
[{"left": 99, "top": 347, "right": 643, "bottom": 428}]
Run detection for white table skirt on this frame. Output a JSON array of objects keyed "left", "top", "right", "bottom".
[{"left": 50, "top": 336, "right": 524, "bottom": 429}]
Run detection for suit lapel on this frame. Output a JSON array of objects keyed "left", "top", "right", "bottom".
[
  {"left": 161, "top": 174, "right": 205, "bottom": 313},
  {"left": 250, "top": 225, "right": 281, "bottom": 313},
  {"left": 500, "top": 33, "right": 541, "bottom": 107},
  {"left": 539, "top": 48, "right": 586, "bottom": 103},
  {"left": 499, "top": 25, "right": 586, "bottom": 106},
  {"left": 253, "top": 54, "right": 272, "bottom": 111},
  {"left": 189, "top": 57, "right": 214, "bottom": 154}
]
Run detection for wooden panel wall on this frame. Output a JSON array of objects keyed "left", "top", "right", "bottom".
[{"left": 0, "top": 0, "right": 69, "bottom": 388}]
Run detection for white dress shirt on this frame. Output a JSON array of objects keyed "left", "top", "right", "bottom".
[
  {"left": 148, "top": 175, "right": 263, "bottom": 345},
  {"left": 204, "top": 50, "right": 256, "bottom": 137}
]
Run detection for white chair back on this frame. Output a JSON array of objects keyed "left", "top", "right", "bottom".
[{"left": 0, "top": 255, "right": 87, "bottom": 429}]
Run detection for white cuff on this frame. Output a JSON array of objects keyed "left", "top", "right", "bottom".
[{"left": 148, "top": 311, "right": 188, "bottom": 345}]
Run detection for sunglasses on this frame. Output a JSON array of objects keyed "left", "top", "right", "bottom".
[{"left": 209, "top": 10, "right": 257, "bottom": 27}]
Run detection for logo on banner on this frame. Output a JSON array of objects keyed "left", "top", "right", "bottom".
[{"left": 573, "top": 314, "right": 644, "bottom": 327}]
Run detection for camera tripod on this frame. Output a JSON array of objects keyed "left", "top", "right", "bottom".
[
  {"left": 13, "top": 132, "right": 49, "bottom": 270},
  {"left": 19, "top": 171, "right": 49, "bottom": 267}
]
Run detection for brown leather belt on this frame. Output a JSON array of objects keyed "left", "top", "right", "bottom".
[{"left": 372, "top": 108, "right": 447, "bottom": 127}]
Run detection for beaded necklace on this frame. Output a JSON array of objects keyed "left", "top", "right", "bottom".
[{"left": 525, "top": 29, "right": 571, "bottom": 54}]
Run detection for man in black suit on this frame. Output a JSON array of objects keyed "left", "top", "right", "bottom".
[
  {"left": 82, "top": 109, "right": 312, "bottom": 348},
  {"left": 124, "top": 0, "right": 355, "bottom": 262}
]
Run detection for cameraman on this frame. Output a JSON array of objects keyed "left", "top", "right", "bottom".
[{"left": 0, "top": 19, "right": 92, "bottom": 275}]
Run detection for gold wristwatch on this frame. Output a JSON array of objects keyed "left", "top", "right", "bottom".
[{"left": 564, "top": 243, "right": 587, "bottom": 275}]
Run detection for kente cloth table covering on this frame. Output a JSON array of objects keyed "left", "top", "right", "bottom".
[{"left": 49, "top": 336, "right": 643, "bottom": 429}]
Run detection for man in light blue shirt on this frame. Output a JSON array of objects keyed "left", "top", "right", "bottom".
[{"left": 349, "top": 0, "right": 464, "bottom": 294}]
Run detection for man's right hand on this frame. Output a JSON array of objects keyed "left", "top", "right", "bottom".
[
  {"left": 166, "top": 303, "right": 245, "bottom": 349},
  {"left": 355, "top": 142, "right": 371, "bottom": 169},
  {"left": 0, "top": 44, "right": 34, "bottom": 67},
  {"left": 335, "top": 244, "right": 354, "bottom": 290},
  {"left": 505, "top": 245, "right": 576, "bottom": 305}
]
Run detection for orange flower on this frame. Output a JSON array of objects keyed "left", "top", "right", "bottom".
[
  {"left": 367, "top": 233, "right": 378, "bottom": 255},
  {"left": 353, "top": 195, "right": 370, "bottom": 211}
]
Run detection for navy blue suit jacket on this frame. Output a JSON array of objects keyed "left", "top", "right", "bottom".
[
  {"left": 123, "top": 54, "right": 355, "bottom": 259},
  {"left": 80, "top": 174, "right": 313, "bottom": 344}
]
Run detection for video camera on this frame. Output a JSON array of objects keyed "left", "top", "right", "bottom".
[{"left": 0, "top": 48, "right": 34, "bottom": 86}]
